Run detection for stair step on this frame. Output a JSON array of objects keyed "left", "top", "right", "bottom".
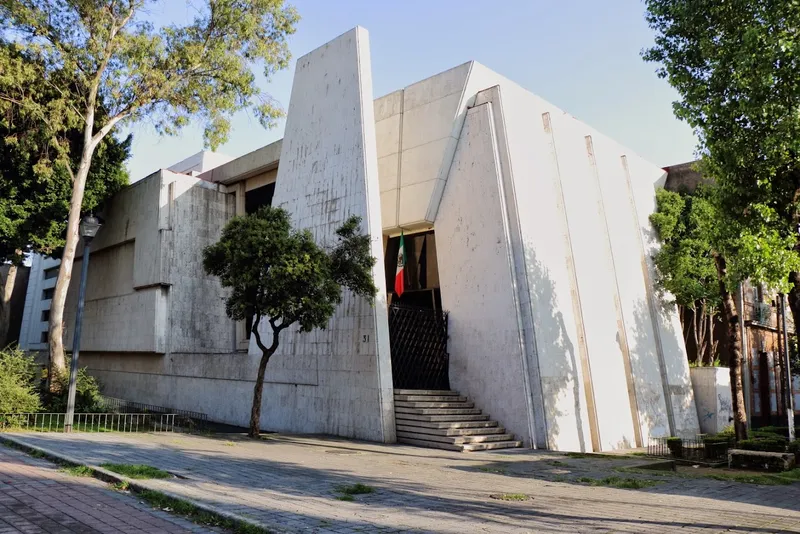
[
  {"left": 395, "top": 407, "right": 482, "bottom": 416},
  {"left": 394, "top": 401, "right": 474, "bottom": 409},
  {"left": 396, "top": 420, "right": 499, "bottom": 429},
  {"left": 395, "top": 413, "right": 490, "bottom": 423},
  {"left": 397, "top": 431, "right": 515, "bottom": 444},
  {"left": 396, "top": 437, "right": 465, "bottom": 451},
  {"left": 462, "top": 440, "right": 523, "bottom": 452},
  {"left": 394, "top": 389, "right": 459, "bottom": 396},
  {"left": 396, "top": 425, "right": 506, "bottom": 437},
  {"left": 395, "top": 395, "right": 468, "bottom": 402}
]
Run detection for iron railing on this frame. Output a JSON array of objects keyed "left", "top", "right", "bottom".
[
  {"left": 647, "top": 436, "right": 732, "bottom": 463},
  {"left": 98, "top": 396, "right": 208, "bottom": 431},
  {"left": 0, "top": 413, "right": 176, "bottom": 432},
  {"left": 389, "top": 304, "right": 450, "bottom": 390}
]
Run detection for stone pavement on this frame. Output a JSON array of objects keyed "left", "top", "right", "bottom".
[
  {"left": 4, "top": 432, "right": 800, "bottom": 534},
  {"left": 0, "top": 444, "right": 216, "bottom": 533}
]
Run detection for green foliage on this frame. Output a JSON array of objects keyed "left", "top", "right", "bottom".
[
  {"left": 137, "top": 489, "right": 270, "bottom": 533},
  {"left": 756, "top": 426, "right": 791, "bottom": 439},
  {"left": 650, "top": 187, "right": 720, "bottom": 307},
  {"left": 203, "top": 206, "right": 378, "bottom": 349},
  {"left": 0, "top": 1, "right": 299, "bottom": 150},
  {"left": 575, "top": 476, "right": 660, "bottom": 489},
  {"left": 644, "top": 0, "right": 800, "bottom": 294},
  {"left": 0, "top": 45, "right": 130, "bottom": 263},
  {"left": 707, "top": 468, "right": 800, "bottom": 485},
  {"left": 60, "top": 465, "right": 94, "bottom": 477},
  {"left": 0, "top": 347, "right": 41, "bottom": 413},
  {"left": 738, "top": 438, "right": 788, "bottom": 453},
  {"left": 46, "top": 359, "right": 103, "bottom": 413},
  {"left": 100, "top": 463, "right": 170, "bottom": 479},
  {"left": 336, "top": 483, "right": 374, "bottom": 496}
]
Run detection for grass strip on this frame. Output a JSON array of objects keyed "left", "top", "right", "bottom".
[{"left": 100, "top": 463, "right": 171, "bottom": 479}]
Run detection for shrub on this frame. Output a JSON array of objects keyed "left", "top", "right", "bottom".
[
  {"left": 738, "top": 438, "right": 788, "bottom": 453},
  {"left": 0, "top": 347, "right": 41, "bottom": 414},
  {"left": 45, "top": 359, "right": 103, "bottom": 413},
  {"left": 757, "top": 426, "right": 790, "bottom": 439}
]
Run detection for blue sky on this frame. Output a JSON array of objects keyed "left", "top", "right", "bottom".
[{"left": 122, "top": 0, "right": 698, "bottom": 182}]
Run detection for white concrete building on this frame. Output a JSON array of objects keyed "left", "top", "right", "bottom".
[{"left": 20, "top": 28, "right": 699, "bottom": 451}]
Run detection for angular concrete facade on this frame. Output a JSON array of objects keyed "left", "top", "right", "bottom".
[
  {"left": 18, "top": 28, "right": 700, "bottom": 451},
  {"left": 255, "top": 27, "right": 395, "bottom": 442}
]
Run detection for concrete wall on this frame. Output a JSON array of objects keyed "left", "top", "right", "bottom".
[
  {"left": 435, "top": 103, "right": 533, "bottom": 446},
  {"left": 63, "top": 171, "right": 234, "bottom": 355},
  {"left": 253, "top": 27, "right": 395, "bottom": 442},
  {"left": 432, "top": 64, "right": 698, "bottom": 451},
  {"left": 690, "top": 367, "right": 732, "bottom": 435}
]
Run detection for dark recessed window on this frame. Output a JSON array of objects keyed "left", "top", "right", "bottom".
[
  {"left": 41, "top": 310, "right": 50, "bottom": 322},
  {"left": 42, "top": 288, "right": 54, "bottom": 300},
  {"left": 40, "top": 331, "right": 48, "bottom": 343},
  {"left": 245, "top": 183, "right": 276, "bottom": 214},
  {"left": 43, "top": 267, "right": 58, "bottom": 279}
]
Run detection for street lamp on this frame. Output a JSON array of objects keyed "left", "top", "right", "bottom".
[{"left": 64, "top": 214, "right": 102, "bottom": 432}]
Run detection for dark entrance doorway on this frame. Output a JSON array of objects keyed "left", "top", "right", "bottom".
[
  {"left": 388, "top": 304, "right": 450, "bottom": 390},
  {"left": 384, "top": 230, "right": 449, "bottom": 390}
]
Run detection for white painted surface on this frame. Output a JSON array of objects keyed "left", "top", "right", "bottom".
[
  {"left": 261, "top": 27, "right": 395, "bottom": 442},
  {"left": 436, "top": 104, "right": 532, "bottom": 446},
  {"left": 690, "top": 367, "right": 732, "bottom": 435}
]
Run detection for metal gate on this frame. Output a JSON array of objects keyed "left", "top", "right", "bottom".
[{"left": 388, "top": 304, "right": 450, "bottom": 390}]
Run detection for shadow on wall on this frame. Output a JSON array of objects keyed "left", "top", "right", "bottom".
[{"left": 524, "top": 246, "right": 587, "bottom": 452}]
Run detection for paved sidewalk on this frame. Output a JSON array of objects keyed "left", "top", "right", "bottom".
[
  {"left": 0, "top": 444, "right": 216, "bottom": 533},
  {"left": 5, "top": 432, "right": 800, "bottom": 533}
]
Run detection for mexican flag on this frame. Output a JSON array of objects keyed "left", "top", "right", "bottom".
[{"left": 394, "top": 232, "right": 406, "bottom": 297}]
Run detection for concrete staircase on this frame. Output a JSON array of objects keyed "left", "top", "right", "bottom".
[{"left": 394, "top": 389, "right": 523, "bottom": 452}]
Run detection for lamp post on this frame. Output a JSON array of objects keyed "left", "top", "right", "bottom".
[{"left": 64, "top": 214, "right": 102, "bottom": 432}]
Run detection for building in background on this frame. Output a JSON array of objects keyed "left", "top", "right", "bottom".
[
  {"left": 17, "top": 27, "right": 701, "bottom": 452},
  {"left": 1, "top": 263, "right": 30, "bottom": 348}
]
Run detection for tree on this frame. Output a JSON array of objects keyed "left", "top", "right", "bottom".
[
  {"left": 643, "top": 0, "right": 800, "bottom": 336},
  {"left": 0, "top": 42, "right": 130, "bottom": 346},
  {"left": 0, "top": 0, "right": 299, "bottom": 375},
  {"left": 644, "top": 0, "right": 800, "bottom": 440},
  {"left": 649, "top": 183, "right": 799, "bottom": 439},
  {"left": 203, "top": 207, "right": 378, "bottom": 437},
  {"left": 649, "top": 187, "right": 720, "bottom": 365}
]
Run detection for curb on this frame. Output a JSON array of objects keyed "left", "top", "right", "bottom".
[{"left": 0, "top": 434, "right": 283, "bottom": 533}]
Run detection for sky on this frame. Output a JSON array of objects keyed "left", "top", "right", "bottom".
[{"left": 121, "top": 0, "right": 698, "bottom": 182}]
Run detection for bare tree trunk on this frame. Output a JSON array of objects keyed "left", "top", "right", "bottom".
[
  {"left": 0, "top": 264, "right": 18, "bottom": 348},
  {"left": 48, "top": 126, "right": 99, "bottom": 386},
  {"left": 698, "top": 301, "right": 708, "bottom": 365},
  {"left": 709, "top": 310, "right": 718, "bottom": 364},
  {"left": 715, "top": 255, "right": 748, "bottom": 440},
  {"left": 248, "top": 314, "right": 287, "bottom": 438},
  {"left": 691, "top": 304, "right": 700, "bottom": 365},
  {"left": 788, "top": 272, "right": 800, "bottom": 341},
  {"left": 777, "top": 296, "right": 789, "bottom": 417}
]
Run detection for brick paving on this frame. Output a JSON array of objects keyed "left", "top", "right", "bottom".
[
  {"left": 0, "top": 444, "right": 216, "bottom": 533},
  {"left": 4, "top": 432, "right": 800, "bottom": 533}
]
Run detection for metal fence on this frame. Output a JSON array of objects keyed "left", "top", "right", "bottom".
[
  {"left": 0, "top": 413, "right": 176, "bottom": 433},
  {"left": 388, "top": 304, "right": 450, "bottom": 390},
  {"left": 98, "top": 396, "right": 208, "bottom": 431},
  {"left": 647, "top": 436, "right": 732, "bottom": 463}
]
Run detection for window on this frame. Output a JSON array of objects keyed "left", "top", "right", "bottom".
[
  {"left": 245, "top": 183, "right": 275, "bottom": 214},
  {"left": 43, "top": 267, "right": 58, "bottom": 279},
  {"left": 41, "top": 310, "right": 50, "bottom": 322},
  {"left": 42, "top": 288, "right": 54, "bottom": 300},
  {"left": 40, "top": 331, "right": 48, "bottom": 343}
]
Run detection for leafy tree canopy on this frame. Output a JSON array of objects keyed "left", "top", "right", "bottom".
[
  {"left": 644, "top": 0, "right": 800, "bottom": 292},
  {"left": 203, "top": 206, "right": 378, "bottom": 437}
]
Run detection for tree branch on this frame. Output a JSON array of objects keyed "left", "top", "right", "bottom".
[{"left": 251, "top": 313, "right": 269, "bottom": 355}]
